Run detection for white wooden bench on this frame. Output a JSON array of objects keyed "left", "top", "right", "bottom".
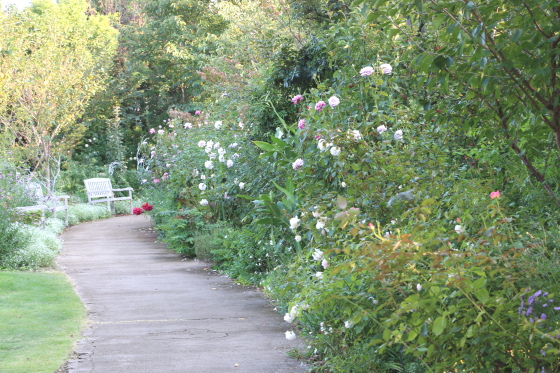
[
  {"left": 15, "top": 182, "right": 69, "bottom": 226},
  {"left": 84, "top": 178, "right": 133, "bottom": 214}
]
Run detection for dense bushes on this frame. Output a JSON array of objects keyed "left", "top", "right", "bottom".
[{"left": 138, "top": 1, "right": 560, "bottom": 370}]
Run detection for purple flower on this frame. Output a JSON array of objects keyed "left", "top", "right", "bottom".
[
  {"left": 360, "top": 66, "right": 374, "bottom": 77},
  {"left": 315, "top": 101, "right": 326, "bottom": 111},
  {"left": 540, "top": 313, "right": 547, "bottom": 320},
  {"left": 526, "top": 306, "right": 533, "bottom": 316},
  {"left": 291, "top": 95, "right": 304, "bottom": 104},
  {"left": 554, "top": 306, "right": 560, "bottom": 311},
  {"left": 292, "top": 158, "right": 304, "bottom": 170}
]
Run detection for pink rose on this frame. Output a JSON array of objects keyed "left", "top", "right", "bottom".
[
  {"left": 490, "top": 190, "right": 501, "bottom": 199},
  {"left": 298, "top": 119, "right": 306, "bottom": 129},
  {"left": 291, "top": 95, "right": 304, "bottom": 104},
  {"left": 315, "top": 101, "right": 326, "bottom": 111},
  {"left": 149, "top": 128, "right": 156, "bottom": 134}
]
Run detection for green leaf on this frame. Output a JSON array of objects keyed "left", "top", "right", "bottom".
[
  {"left": 383, "top": 328, "right": 391, "bottom": 341},
  {"left": 421, "top": 198, "right": 436, "bottom": 206},
  {"left": 421, "top": 322, "right": 429, "bottom": 336},
  {"left": 472, "top": 277, "right": 486, "bottom": 290},
  {"left": 474, "top": 288, "right": 489, "bottom": 303},
  {"left": 432, "top": 316, "right": 446, "bottom": 336},
  {"left": 255, "top": 217, "right": 282, "bottom": 225},
  {"left": 253, "top": 141, "right": 275, "bottom": 152},
  {"left": 406, "top": 330, "right": 418, "bottom": 341},
  {"left": 337, "top": 195, "right": 347, "bottom": 209},
  {"left": 511, "top": 29, "right": 522, "bottom": 43}
]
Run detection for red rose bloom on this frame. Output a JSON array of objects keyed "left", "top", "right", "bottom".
[
  {"left": 142, "top": 202, "right": 153, "bottom": 211},
  {"left": 133, "top": 207, "right": 143, "bottom": 215}
]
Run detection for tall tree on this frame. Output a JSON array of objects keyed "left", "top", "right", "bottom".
[{"left": 0, "top": 0, "right": 118, "bottom": 190}]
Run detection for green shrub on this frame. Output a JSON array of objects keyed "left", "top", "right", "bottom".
[
  {"left": 1, "top": 223, "right": 61, "bottom": 269},
  {"left": 67, "top": 204, "right": 112, "bottom": 226},
  {"left": 0, "top": 163, "right": 35, "bottom": 263},
  {"left": 152, "top": 208, "right": 206, "bottom": 257}
]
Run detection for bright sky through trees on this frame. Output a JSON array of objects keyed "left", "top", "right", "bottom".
[{"left": 2, "top": 0, "right": 33, "bottom": 10}]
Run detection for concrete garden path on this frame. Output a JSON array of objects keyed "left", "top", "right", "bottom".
[{"left": 56, "top": 215, "right": 307, "bottom": 373}]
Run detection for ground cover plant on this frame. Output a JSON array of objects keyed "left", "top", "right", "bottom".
[{"left": 0, "top": 271, "right": 85, "bottom": 372}]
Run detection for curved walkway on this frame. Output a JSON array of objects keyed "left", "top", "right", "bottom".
[{"left": 57, "top": 215, "right": 307, "bottom": 373}]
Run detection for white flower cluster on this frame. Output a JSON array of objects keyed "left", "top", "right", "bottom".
[
  {"left": 196, "top": 132, "right": 245, "bottom": 206},
  {"left": 317, "top": 139, "right": 342, "bottom": 156}
]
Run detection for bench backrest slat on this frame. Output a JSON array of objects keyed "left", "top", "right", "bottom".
[{"left": 84, "top": 178, "right": 114, "bottom": 199}]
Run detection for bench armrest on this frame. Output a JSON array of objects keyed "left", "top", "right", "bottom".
[
  {"left": 44, "top": 195, "right": 69, "bottom": 203},
  {"left": 112, "top": 188, "right": 133, "bottom": 192}
]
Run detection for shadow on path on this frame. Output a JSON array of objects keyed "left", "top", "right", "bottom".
[{"left": 57, "top": 215, "right": 307, "bottom": 373}]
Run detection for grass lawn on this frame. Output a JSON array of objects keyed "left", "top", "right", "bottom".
[{"left": 0, "top": 271, "right": 85, "bottom": 373}]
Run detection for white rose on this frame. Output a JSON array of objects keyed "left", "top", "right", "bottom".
[
  {"left": 380, "top": 63, "right": 393, "bottom": 75},
  {"left": 330, "top": 146, "right": 341, "bottom": 156},
  {"left": 289, "top": 216, "right": 300, "bottom": 230},
  {"left": 312, "top": 249, "right": 323, "bottom": 261}
]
